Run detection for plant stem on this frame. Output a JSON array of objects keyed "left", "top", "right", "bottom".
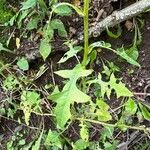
[
  {"left": 76, "top": 118, "right": 150, "bottom": 133},
  {"left": 82, "top": 0, "right": 89, "bottom": 66}
]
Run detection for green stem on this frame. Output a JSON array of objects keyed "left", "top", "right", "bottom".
[
  {"left": 76, "top": 118, "right": 150, "bottom": 132},
  {"left": 82, "top": 0, "right": 89, "bottom": 66}
]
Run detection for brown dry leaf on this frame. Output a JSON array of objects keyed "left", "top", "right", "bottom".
[
  {"left": 73, "top": 0, "right": 81, "bottom": 7},
  {"left": 36, "top": 31, "right": 44, "bottom": 37},
  {"left": 69, "top": 27, "right": 77, "bottom": 37},
  {"left": 16, "top": 37, "right": 20, "bottom": 49},
  {"left": 97, "top": 48, "right": 102, "bottom": 53},
  {"left": 125, "top": 20, "right": 133, "bottom": 31}
]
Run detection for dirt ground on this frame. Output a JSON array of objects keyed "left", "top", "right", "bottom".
[
  {"left": 123, "top": 13, "right": 150, "bottom": 104},
  {"left": 0, "top": 0, "right": 150, "bottom": 149}
]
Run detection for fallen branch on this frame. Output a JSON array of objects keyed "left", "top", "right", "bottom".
[{"left": 74, "top": 0, "right": 150, "bottom": 43}]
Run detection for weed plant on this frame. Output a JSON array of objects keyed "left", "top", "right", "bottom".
[{"left": 0, "top": 0, "right": 150, "bottom": 149}]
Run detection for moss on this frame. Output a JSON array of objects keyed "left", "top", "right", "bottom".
[{"left": 0, "top": 0, "right": 13, "bottom": 24}]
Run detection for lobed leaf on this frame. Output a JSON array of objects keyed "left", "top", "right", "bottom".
[
  {"left": 89, "top": 73, "right": 133, "bottom": 98},
  {"left": 116, "top": 47, "right": 140, "bottom": 67},
  {"left": 58, "top": 44, "right": 82, "bottom": 63},
  {"left": 48, "top": 64, "right": 93, "bottom": 128}
]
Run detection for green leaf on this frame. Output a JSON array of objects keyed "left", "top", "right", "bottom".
[
  {"left": 27, "top": 16, "right": 39, "bottom": 30},
  {"left": 43, "top": 24, "right": 54, "bottom": 40},
  {"left": 96, "top": 99, "right": 112, "bottom": 122},
  {"left": 139, "top": 103, "right": 150, "bottom": 121},
  {"left": 109, "top": 74, "right": 133, "bottom": 98},
  {"left": 17, "top": 10, "right": 29, "bottom": 28},
  {"left": 17, "top": 57, "right": 29, "bottom": 71},
  {"left": 39, "top": 38, "right": 51, "bottom": 61},
  {"left": 18, "top": 139, "right": 26, "bottom": 146},
  {"left": 89, "top": 73, "right": 133, "bottom": 98},
  {"left": 88, "top": 74, "right": 110, "bottom": 98},
  {"left": 55, "top": 65, "right": 92, "bottom": 79},
  {"left": 0, "top": 43, "right": 13, "bottom": 53},
  {"left": 88, "top": 41, "right": 111, "bottom": 53},
  {"left": 116, "top": 47, "right": 140, "bottom": 67},
  {"left": 3, "top": 75, "right": 19, "bottom": 90},
  {"left": 104, "top": 141, "right": 118, "bottom": 150},
  {"left": 48, "top": 64, "right": 93, "bottom": 128},
  {"left": 7, "top": 141, "right": 14, "bottom": 150},
  {"left": 53, "top": 5, "right": 72, "bottom": 16},
  {"left": 53, "top": 99, "right": 71, "bottom": 128},
  {"left": 38, "top": 0, "right": 48, "bottom": 12},
  {"left": 0, "top": 108, "right": 6, "bottom": 115},
  {"left": 52, "top": 3, "right": 84, "bottom": 17},
  {"left": 101, "top": 126, "right": 114, "bottom": 141},
  {"left": 88, "top": 41, "right": 140, "bottom": 67},
  {"left": 97, "top": 99, "right": 109, "bottom": 111},
  {"left": 20, "top": 91, "right": 40, "bottom": 125},
  {"left": 58, "top": 43, "right": 82, "bottom": 63},
  {"left": 126, "top": 45, "right": 139, "bottom": 61},
  {"left": 32, "top": 130, "right": 43, "bottom": 150},
  {"left": 51, "top": 19, "right": 67, "bottom": 37},
  {"left": 108, "top": 62, "right": 120, "bottom": 73},
  {"left": 34, "top": 64, "right": 48, "bottom": 80},
  {"left": 79, "top": 122, "right": 89, "bottom": 141},
  {"left": 125, "top": 98, "right": 137, "bottom": 115},
  {"left": 102, "top": 63, "right": 111, "bottom": 77},
  {"left": 106, "top": 25, "right": 122, "bottom": 39},
  {"left": 44, "top": 130, "right": 62, "bottom": 149},
  {"left": 8, "top": 13, "right": 19, "bottom": 26},
  {"left": 50, "top": 87, "right": 90, "bottom": 128},
  {"left": 21, "top": 91, "right": 40, "bottom": 106},
  {"left": 73, "top": 139, "right": 89, "bottom": 150},
  {"left": 21, "top": 0, "right": 37, "bottom": 10},
  {"left": 89, "top": 50, "right": 97, "bottom": 66}
]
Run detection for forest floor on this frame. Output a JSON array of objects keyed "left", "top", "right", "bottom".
[{"left": 0, "top": 0, "right": 150, "bottom": 149}]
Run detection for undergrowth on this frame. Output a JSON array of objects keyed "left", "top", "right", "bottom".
[
  {"left": 0, "top": 0, "right": 150, "bottom": 149},
  {"left": 0, "top": 0, "right": 13, "bottom": 24}
]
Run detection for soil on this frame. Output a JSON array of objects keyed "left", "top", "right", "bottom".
[
  {"left": 123, "top": 13, "right": 150, "bottom": 104},
  {"left": 0, "top": 0, "right": 150, "bottom": 149}
]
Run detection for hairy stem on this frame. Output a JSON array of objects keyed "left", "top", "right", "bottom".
[
  {"left": 76, "top": 118, "right": 150, "bottom": 133},
  {"left": 82, "top": 0, "right": 89, "bottom": 66}
]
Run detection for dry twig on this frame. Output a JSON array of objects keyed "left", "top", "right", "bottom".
[{"left": 74, "top": 0, "right": 150, "bottom": 43}]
